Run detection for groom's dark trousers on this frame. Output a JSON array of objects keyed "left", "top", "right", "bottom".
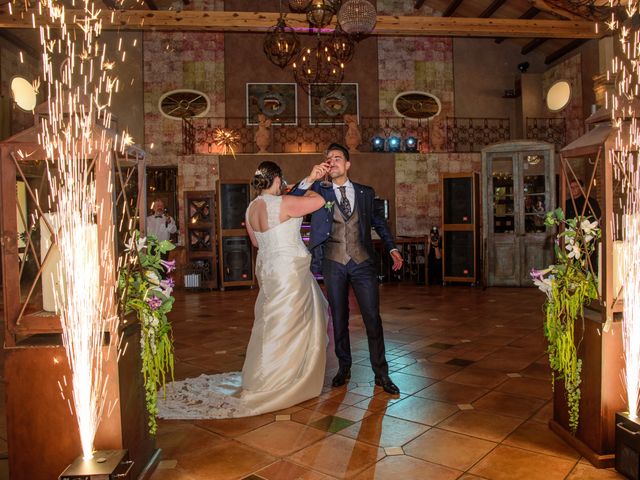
[{"left": 323, "top": 258, "right": 389, "bottom": 378}]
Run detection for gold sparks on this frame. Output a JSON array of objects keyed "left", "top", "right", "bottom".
[{"left": 214, "top": 127, "right": 240, "bottom": 158}]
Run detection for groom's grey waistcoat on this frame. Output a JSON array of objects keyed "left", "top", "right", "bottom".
[{"left": 324, "top": 204, "right": 370, "bottom": 265}]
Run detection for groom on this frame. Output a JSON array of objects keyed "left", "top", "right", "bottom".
[{"left": 291, "top": 143, "right": 403, "bottom": 394}]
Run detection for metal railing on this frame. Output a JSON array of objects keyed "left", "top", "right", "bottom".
[
  {"left": 526, "top": 117, "right": 566, "bottom": 151},
  {"left": 182, "top": 116, "right": 513, "bottom": 155}
]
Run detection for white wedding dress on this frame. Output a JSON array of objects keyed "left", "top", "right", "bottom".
[{"left": 158, "top": 194, "right": 328, "bottom": 419}]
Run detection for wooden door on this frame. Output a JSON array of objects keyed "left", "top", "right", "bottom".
[
  {"left": 483, "top": 141, "right": 555, "bottom": 287},
  {"left": 486, "top": 153, "right": 520, "bottom": 286},
  {"left": 518, "top": 150, "right": 555, "bottom": 285}
]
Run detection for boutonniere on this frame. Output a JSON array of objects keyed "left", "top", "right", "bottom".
[{"left": 324, "top": 201, "right": 335, "bottom": 210}]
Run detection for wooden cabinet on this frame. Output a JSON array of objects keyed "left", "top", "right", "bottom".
[
  {"left": 184, "top": 191, "right": 218, "bottom": 289},
  {"left": 441, "top": 173, "right": 480, "bottom": 285},
  {"left": 217, "top": 181, "right": 255, "bottom": 289},
  {"left": 481, "top": 141, "right": 555, "bottom": 287}
]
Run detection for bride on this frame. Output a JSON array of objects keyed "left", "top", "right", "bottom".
[{"left": 158, "top": 161, "right": 328, "bottom": 419}]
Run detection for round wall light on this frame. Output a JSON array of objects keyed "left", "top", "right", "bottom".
[
  {"left": 11, "top": 76, "right": 37, "bottom": 111},
  {"left": 546, "top": 80, "right": 571, "bottom": 112}
]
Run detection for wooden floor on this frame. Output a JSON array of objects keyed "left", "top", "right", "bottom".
[{"left": 145, "top": 284, "right": 623, "bottom": 480}]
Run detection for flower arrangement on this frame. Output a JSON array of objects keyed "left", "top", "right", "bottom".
[
  {"left": 119, "top": 231, "right": 176, "bottom": 435},
  {"left": 531, "top": 208, "right": 600, "bottom": 432},
  {"left": 324, "top": 201, "right": 335, "bottom": 210}
]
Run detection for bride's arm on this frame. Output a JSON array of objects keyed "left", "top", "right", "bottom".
[
  {"left": 245, "top": 207, "right": 259, "bottom": 248},
  {"left": 281, "top": 191, "right": 325, "bottom": 219}
]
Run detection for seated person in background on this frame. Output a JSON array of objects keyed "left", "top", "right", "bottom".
[
  {"left": 146, "top": 199, "right": 177, "bottom": 242},
  {"left": 565, "top": 179, "right": 601, "bottom": 221}
]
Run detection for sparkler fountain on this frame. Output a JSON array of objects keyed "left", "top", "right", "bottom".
[{"left": 0, "top": 0, "right": 155, "bottom": 476}]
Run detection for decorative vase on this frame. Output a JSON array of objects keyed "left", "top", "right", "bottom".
[{"left": 254, "top": 114, "right": 272, "bottom": 153}]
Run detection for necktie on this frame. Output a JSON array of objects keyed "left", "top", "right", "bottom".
[{"left": 338, "top": 186, "right": 351, "bottom": 217}]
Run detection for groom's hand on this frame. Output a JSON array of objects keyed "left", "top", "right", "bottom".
[
  {"left": 390, "top": 250, "right": 404, "bottom": 271},
  {"left": 305, "top": 162, "right": 330, "bottom": 184}
]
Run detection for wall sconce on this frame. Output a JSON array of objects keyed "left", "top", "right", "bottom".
[
  {"left": 371, "top": 135, "right": 385, "bottom": 152},
  {"left": 405, "top": 136, "right": 418, "bottom": 153}
]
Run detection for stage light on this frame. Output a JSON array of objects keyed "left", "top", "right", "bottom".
[
  {"left": 371, "top": 135, "right": 385, "bottom": 152},
  {"left": 405, "top": 136, "right": 418, "bottom": 153},
  {"left": 388, "top": 135, "right": 401, "bottom": 152}
]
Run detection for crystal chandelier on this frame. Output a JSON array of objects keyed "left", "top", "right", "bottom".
[
  {"left": 337, "top": 0, "right": 377, "bottom": 36},
  {"left": 293, "top": 36, "right": 344, "bottom": 95},
  {"left": 263, "top": 1, "right": 300, "bottom": 69},
  {"left": 306, "top": 0, "right": 341, "bottom": 27}
]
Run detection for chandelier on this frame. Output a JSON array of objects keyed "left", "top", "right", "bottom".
[
  {"left": 293, "top": 36, "right": 344, "bottom": 95},
  {"left": 326, "top": 26, "right": 354, "bottom": 64},
  {"left": 306, "top": 0, "right": 341, "bottom": 27},
  {"left": 263, "top": 1, "right": 300, "bottom": 69},
  {"left": 289, "top": 0, "right": 310, "bottom": 11},
  {"left": 337, "top": 0, "right": 377, "bottom": 36}
]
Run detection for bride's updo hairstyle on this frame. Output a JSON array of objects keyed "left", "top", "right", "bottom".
[{"left": 251, "top": 161, "right": 282, "bottom": 191}]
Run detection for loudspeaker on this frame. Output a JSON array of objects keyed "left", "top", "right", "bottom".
[
  {"left": 441, "top": 173, "right": 480, "bottom": 284},
  {"left": 222, "top": 236, "right": 253, "bottom": 282},
  {"left": 443, "top": 177, "right": 473, "bottom": 224},
  {"left": 443, "top": 231, "right": 474, "bottom": 279},
  {"left": 220, "top": 183, "right": 250, "bottom": 230}
]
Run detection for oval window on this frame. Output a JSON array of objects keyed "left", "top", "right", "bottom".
[
  {"left": 393, "top": 91, "right": 441, "bottom": 120},
  {"left": 159, "top": 89, "right": 210, "bottom": 120},
  {"left": 546, "top": 81, "right": 571, "bottom": 112}
]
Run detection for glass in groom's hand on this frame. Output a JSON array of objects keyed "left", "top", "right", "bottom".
[{"left": 320, "top": 160, "right": 333, "bottom": 188}]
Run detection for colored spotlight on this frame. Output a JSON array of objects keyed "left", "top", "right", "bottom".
[
  {"left": 405, "top": 136, "right": 418, "bottom": 153},
  {"left": 388, "top": 135, "right": 401, "bottom": 152},
  {"left": 371, "top": 135, "right": 385, "bottom": 152}
]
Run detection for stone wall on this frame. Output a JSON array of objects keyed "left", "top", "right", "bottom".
[
  {"left": 542, "top": 53, "right": 583, "bottom": 144},
  {"left": 395, "top": 153, "right": 481, "bottom": 236}
]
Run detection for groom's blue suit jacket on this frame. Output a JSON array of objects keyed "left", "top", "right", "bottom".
[{"left": 290, "top": 181, "right": 397, "bottom": 273}]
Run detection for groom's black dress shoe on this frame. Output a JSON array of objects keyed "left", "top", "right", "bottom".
[
  {"left": 375, "top": 376, "right": 400, "bottom": 395},
  {"left": 331, "top": 369, "right": 351, "bottom": 387}
]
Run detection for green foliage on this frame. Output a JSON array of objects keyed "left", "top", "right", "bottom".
[
  {"left": 531, "top": 208, "right": 600, "bottom": 433},
  {"left": 118, "top": 232, "right": 176, "bottom": 435}
]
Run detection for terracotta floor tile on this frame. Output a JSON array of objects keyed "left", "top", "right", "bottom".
[
  {"left": 338, "top": 413, "right": 430, "bottom": 447},
  {"left": 403, "top": 427, "right": 497, "bottom": 471},
  {"left": 289, "top": 435, "right": 384, "bottom": 478},
  {"left": 437, "top": 411, "right": 524, "bottom": 442},
  {"left": 385, "top": 396, "right": 459, "bottom": 426},
  {"left": 445, "top": 367, "right": 508, "bottom": 389},
  {"left": 235, "top": 420, "right": 328, "bottom": 456},
  {"left": 254, "top": 460, "right": 336, "bottom": 480},
  {"left": 397, "top": 361, "right": 461, "bottom": 380},
  {"left": 565, "top": 463, "right": 626, "bottom": 479},
  {"left": 177, "top": 438, "right": 275, "bottom": 480},
  {"left": 495, "top": 376, "right": 553, "bottom": 399},
  {"left": 150, "top": 468, "right": 198, "bottom": 480},
  {"left": 415, "top": 381, "right": 489, "bottom": 404},
  {"left": 292, "top": 408, "right": 335, "bottom": 425},
  {"left": 334, "top": 406, "right": 375, "bottom": 422},
  {"left": 380, "top": 371, "right": 438, "bottom": 394},
  {"left": 472, "top": 391, "right": 546, "bottom": 419},
  {"left": 503, "top": 420, "right": 580, "bottom": 460},
  {"left": 155, "top": 422, "right": 226, "bottom": 459},
  {"left": 469, "top": 445, "right": 577, "bottom": 480},
  {"left": 351, "top": 455, "right": 462, "bottom": 480},
  {"left": 352, "top": 393, "right": 407, "bottom": 413},
  {"left": 194, "top": 414, "right": 274, "bottom": 438},
  {"left": 530, "top": 402, "right": 553, "bottom": 424}
]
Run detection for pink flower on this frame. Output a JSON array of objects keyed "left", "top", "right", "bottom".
[
  {"left": 160, "top": 259, "right": 176, "bottom": 273},
  {"left": 146, "top": 295, "right": 162, "bottom": 311}
]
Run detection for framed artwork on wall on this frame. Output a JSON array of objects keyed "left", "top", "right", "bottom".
[
  {"left": 309, "top": 83, "right": 359, "bottom": 125},
  {"left": 246, "top": 83, "right": 297, "bottom": 125}
]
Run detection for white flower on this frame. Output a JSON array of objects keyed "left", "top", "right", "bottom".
[
  {"left": 533, "top": 276, "right": 553, "bottom": 298},
  {"left": 580, "top": 218, "right": 598, "bottom": 243},
  {"left": 566, "top": 243, "right": 582, "bottom": 259},
  {"left": 145, "top": 270, "right": 160, "bottom": 285}
]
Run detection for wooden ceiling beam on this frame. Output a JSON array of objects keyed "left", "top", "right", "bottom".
[
  {"left": 521, "top": 37, "right": 548, "bottom": 54},
  {"left": 0, "top": 30, "right": 38, "bottom": 57},
  {"left": 480, "top": 0, "right": 507, "bottom": 18},
  {"left": 443, "top": 0, "right": 464, "bottom": 17},
  {"left": 0, "top": 9, "right": 599, "bottom": 39},
  {"left": 144, "top": 0, "right": 158, "bottom": 10},
  {"left": 545, "top": 38, "right": 587, "bottom": 63},
  {"left": 495, "top": 7, "right": 541, "bottom": 43}
]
